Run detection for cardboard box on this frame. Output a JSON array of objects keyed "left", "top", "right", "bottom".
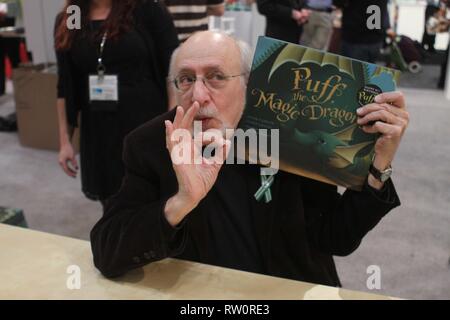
[{"left": 12, "top": 64, "right": 79, "bottom": 152}]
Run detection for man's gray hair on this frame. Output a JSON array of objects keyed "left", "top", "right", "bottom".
[
  {"left": 236, "top": 38, "right": 253, "bottom": 83},
  {"left": 168, "top": 31, "right": 253, "bottom": 84}
]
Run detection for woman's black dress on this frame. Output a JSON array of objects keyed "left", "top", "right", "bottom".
[{"left": 56, "top": 2, "right": 179, "bottom": 201}]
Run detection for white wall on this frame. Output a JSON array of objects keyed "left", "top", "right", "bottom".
[
  {"left": 22, "top": 0, "right": 65, "bottom": 64},
  {"left": 210, "top": 4, "right": 265, "bottom": 50}
]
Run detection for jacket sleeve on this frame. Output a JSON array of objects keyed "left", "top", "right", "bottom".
[
  {"left": 303, "top": 178, "right": 401, "bottom": 256},
  {"left": 54, "top": 14, "right": 80, "bottom": 127},
  {"left": 55, "top": 50, "right": 66, "bottom": 99},
  {"left": 54, "top": 14, "right": 65, "bottom": 99},
  {"left": 256, "top": 0, "right": 295, "bottom": 23},
  {"left": 90, "top": 134, "right": 187, "bottom": 278}
]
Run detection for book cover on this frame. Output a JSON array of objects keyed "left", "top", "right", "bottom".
[{"left": 238, "top": 36, "right": 401, "bottom": 191}]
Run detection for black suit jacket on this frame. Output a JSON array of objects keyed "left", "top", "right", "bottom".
[
  {"left": 257, "top": 0, "right": 306, "bottom": 44},
  {"left": 333, "top": 0, "right": 388, "bottom": 44},
  {"left": 90, "top": 109, "right": 401, "bottom": 287}
]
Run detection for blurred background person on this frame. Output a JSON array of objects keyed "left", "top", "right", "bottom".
[
  {"left": 257, "top": 0, "right": 310, "bottom": 44},
  {"left": 164, "top": 0, "right": 225, "bottom": 42},
  {"left": 300, "top": 0, "right": 334, "bottom": 50},
  {"left": 438, "top": 0, "right": 450, "bottom": 89},
  {"left": 422, "top": 0, "right": 440, "bottom": 53},
  {"left": 334, "top": 0, "right": 389, "bottom": 63},
  {"left": 327, "top": 7, "right": 342, "bottom": 54},
  {"left": 54, "top": 0, "right": 179, "bottom": 206},
  {"left": 0, "top": 4, "right": 21, "bottom": 96}
]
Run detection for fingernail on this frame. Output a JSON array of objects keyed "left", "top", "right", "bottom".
[
  {"left": 356, "top": 108, "right": 363, "bottom": 115},
  {"left": 375, "top": 95, "right": 382, "bottom": 103}
]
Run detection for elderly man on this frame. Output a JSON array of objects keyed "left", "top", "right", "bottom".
[{"left": 91, "top": 31, "right": 409, "bottom": 287}]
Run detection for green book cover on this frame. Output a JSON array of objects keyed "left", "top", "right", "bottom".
[{"left": 238, "top": 36, "right": 401, "bottom": 191}]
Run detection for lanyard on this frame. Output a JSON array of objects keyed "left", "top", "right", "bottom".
[{"left": 97, "top": 32, "right": 108, "bottom": 78}]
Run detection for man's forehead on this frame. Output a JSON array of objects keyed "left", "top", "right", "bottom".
[
  {"left": 176, "top": 59, "right": 229, "bottom": 73},
  {"left": 175, "top": 36, "right": 240, "bottom": 72}
]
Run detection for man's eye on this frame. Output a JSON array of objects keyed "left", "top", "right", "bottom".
[
  {"left": 178, "top": 75, "right": 195, "bottom": 84},
  {"left": 207, "top": 73, "right": 226, "bottom": 81}
]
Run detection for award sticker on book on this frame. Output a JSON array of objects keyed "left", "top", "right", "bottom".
[{"left": 357, "top": 84, "right": 382, "bottom": 106}]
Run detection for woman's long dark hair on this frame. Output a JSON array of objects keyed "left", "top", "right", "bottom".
[{"left": 55, "top": 0, "right": 139, "bottom": 51}]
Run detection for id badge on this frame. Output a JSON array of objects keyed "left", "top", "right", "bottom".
[{"left": 89, "top": 75, "right": 119, "bottom": 102}]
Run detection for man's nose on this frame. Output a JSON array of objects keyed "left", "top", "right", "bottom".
[{"left": 191, "top": 78, "right": 210, "bottom": 105}]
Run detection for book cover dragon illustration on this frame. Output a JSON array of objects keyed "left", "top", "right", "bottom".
[{"left": 238, "top": 36, "right": 401, "bottom": 191}]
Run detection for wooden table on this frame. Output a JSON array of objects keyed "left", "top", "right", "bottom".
[{"left": 0, "top": 224, "right": 397, "bottom": 300}]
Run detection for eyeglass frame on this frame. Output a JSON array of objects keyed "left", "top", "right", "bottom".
[{"left": 170, "top": 72, "right": 246, "bottom": 92}]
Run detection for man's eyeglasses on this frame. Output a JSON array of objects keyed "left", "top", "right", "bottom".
[{"left": 172, "top": 72, "right": 245, "bottom": 92}]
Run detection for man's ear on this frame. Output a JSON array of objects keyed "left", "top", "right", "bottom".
[{"left": 167, "top": 83, "right": 178, "bottom": 111}]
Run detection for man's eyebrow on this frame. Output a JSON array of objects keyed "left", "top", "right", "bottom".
[
  {"left": 176, "top": 68, "right": 194, "bottom": 74},
  {"left": 176, "top": 65, "right": 225, "bottom": 74}
]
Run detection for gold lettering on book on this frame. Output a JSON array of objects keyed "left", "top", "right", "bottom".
[
  {"left": 301, "top": 105, "right": 357, "bottom": 128},
  {"left": 252, "top": 89, "right": 356, "bottom": 128},
  {"left": 292, "top": 67, "right": 347, "bottom": 103},
  {"left": 252, "top": 89, "right": 300, "bottom": 123}
]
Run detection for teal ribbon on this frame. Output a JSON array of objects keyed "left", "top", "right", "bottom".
[{"left": 254, "top": 174, "right": 275, "bottom": 203}]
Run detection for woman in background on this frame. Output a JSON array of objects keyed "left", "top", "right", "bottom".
[
  {"left": 54, "top": 0, "right": 178, "bottom": 205},
  {"left": 256, "top": 0, "right": 310, "bottom": 44}
]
